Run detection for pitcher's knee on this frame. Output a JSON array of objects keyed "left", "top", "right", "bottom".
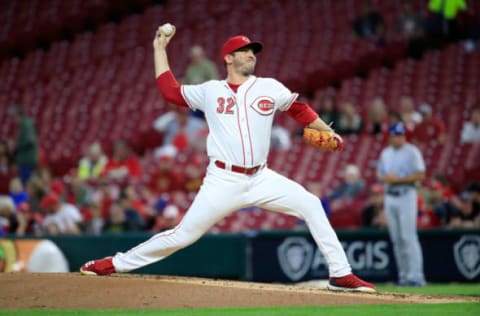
[
  {"left": 300, "top": 193, "right": 325, "bottom": 214},
  {"left": 171, "top": 226, "right": 203, "bottom": 248}
]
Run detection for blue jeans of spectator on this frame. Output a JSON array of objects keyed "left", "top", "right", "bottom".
[{"left": 19, "top": 164, "right": 36, "bottom": 185}]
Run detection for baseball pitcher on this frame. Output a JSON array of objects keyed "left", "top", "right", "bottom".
[{"left": 80, "top": 24, "right": 376, "bottom": 293}]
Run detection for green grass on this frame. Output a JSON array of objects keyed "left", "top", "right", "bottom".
[
  {"left": 1, "top": 304, "right": 480, "bottom": 316},
  {"left": 376, "top": 283, "right": 480, "bottom": 297}
]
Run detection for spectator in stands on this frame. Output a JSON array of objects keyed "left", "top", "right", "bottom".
[
  {"left": 431, "top": 172, "right": 454, "bottom": 198},
  {"left": 361, "top": 184, "right": 387, "bottom": 229},
  {"left": 271, "top": 125, "right": 292, "bottom": 150},
  {"left": 427, "top": 0, "right": 467, "bottom": 42},
  {"left": 10, "top": 106, "right": 39, "bottom": 185},
  {"left": 102, "top": 201, "right": 129, "bottom": 233},
  {"left": 25, "top": 167, "right": 56, "bottom": 206},
  {"left": 8, "top": 177, "right": 28, "bottom": 208},
  {"left": 121, "top": 184, "right": 155, "bottom": 227},
  {"left": 327, "top": 164, "right": 366, "bottom": 201},
  {"left": 24, "top": 172, "right": 47, "bottom": 213},
  {"left": 412, "top": 103, "right": 446, "bottom": 145},
  {"left": 366, "top": 97, "right": 388, "bottom": 135},
  {"left": 38, "top": 167, "right": 54, "bottom": 191},
  {"left": 154, "top": 107, "right": 207, "bottom": 151},
  {"left": 466, "top": 181, "right": 480, "bottom": 219},
  {"left": 0, "top": 155, "right": 13, "bottom": 195},
  {"left": 149, "top": 145, "right": 185, "bottom": 195},
  {"left": 0, "top": 196, "right": 27, "bottom": 235},
  {"left": 397, "top": 0, "right": 428, "bottom": 59},
  {"left": 337, "top": 101, "right": 363, "bottom": 135},
  {"left": 84, "top": 201, "right": 104, "bottom": 235},
  {"left": 400, "top": 98, "right": 421, "bottom": 124},
  {"left": 385, "top": 111, "right": 414, "bottom": 142},
  {"left": 0, "top": 140, "right": 16, "bottom": 194},
  {"left": 39, "top": 193, "right": 83, "bottom": 235},
  {"left": 183, "top": 153, "right": 205, "bottom": 192},
  {"left": 397, "top": 1, "right": 425, "bottom": 37},
  {"left": 313, "top": 94, "right": 341, "bottom": 129},
  {"left": 67, "top": 176, "right": 90, "bottom": 208},
  {"left": 77, "top": 142, "right": 107, "bottom": 180},
  {"left": 449, "top": 189, "right": 480, "bottom": 229},
  {"left": 463, "top": 7, "right": 480, "bottom": 52},
  {"left": 180, "top": 45, "right": 216, "bottom": 124},
  {"left": 353, "top": 2, "right": 385, "bottom": 44},
  {"left": 0, "top": 140, "right": 14, "bottom": 166},
  {"left": 152, "top": 204, "right": 182, "bottom": 232},
  {"left": 417, "top": 189, "right": 441, "bottom": 229},
  {"left": 102, "top": 140, "right": 142, "bottom": 181},
  {"left": 103, "top": 200, "right": 144, "bottom": 233},
  {"left": 399, "top": 96, "right": 422, "bottom": 131},
  {"left": 422, "top": 180, "right": 454, "bottom": 226},
  {"left": 91, "top": 178, "right": 119, "bottom": 219},
  {"left": 183, "top": 45, "right": 219, "bottom": 85},
  {"left": 449, "top": 181, "right": 480, "bottom": 228},
  {"left": 460, "top": 108, "right": 480, "bottom": 143},
  {"left": 306, "top": 181, "right": 331, "bottom": 216}
]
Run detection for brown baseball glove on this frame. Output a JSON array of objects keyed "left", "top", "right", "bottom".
[{"left": 303, "top": 128, "right": 344, "bottom": 151}]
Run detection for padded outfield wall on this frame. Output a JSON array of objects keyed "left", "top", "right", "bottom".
[{"left": 4, "top": 229, "right": 480, "bottom": 282}]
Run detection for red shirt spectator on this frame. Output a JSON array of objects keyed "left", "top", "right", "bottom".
[
  {"left": 152, "top": 204, "right": 182, "bottom": 232},
  {"left": 412, "top": 104, "right": 446, "bottom": 144},
  {"left": 148, "top": 145, "right": 185, "bottom": 195},
  {"left": 102, "top": 141, "right": 142, "bottom": 180},
  {"left": 149, "top": 164, "right": 184, "bottom": 195}
]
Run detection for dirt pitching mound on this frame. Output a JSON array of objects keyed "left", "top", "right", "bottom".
[{"left": 1, "top": 273, "right": 477, "bottom": 309}]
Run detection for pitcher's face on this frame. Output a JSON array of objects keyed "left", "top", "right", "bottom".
[{"left": 231, "top": 48, "right": 256, "bottom": 76}]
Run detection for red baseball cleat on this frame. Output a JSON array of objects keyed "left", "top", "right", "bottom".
[
  {"left": 327, "top": 274, "right": 377, "bottom": 293},
  {"left": 80, "top": 257, "right": 115, "bottom": 276}
]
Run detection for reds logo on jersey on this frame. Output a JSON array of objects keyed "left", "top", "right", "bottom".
[{"left": 251, "top": 96, "right": 275, "bottom": 116}]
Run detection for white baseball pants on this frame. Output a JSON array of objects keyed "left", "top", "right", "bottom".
[{"left": 113, "top": 162, "right": 351, "bottom": 277}]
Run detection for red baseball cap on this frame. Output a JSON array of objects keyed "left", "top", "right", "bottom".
[
  {"left": 221, "top": 35, "right": 263, "bottom": 60},
  {"left": 40, "top": 193, "right": 60, "bottom": 210}
]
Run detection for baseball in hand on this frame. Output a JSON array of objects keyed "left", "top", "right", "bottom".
[{"left": 161, "top": 23, "right": 174, "bottom": 36}]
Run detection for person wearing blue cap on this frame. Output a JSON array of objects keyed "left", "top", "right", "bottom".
[{"left": 377, "top": 122, "right": 427, "bottom": 286}]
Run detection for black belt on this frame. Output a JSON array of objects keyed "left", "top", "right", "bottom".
[
  {"left": 215, "top": 160, "right": 263, "bottom": 175},
  {"left": 386, "top": 187, "right": 413, "bottom": 197}
]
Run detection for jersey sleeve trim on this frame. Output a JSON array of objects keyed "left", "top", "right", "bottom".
[
  {"left": 282, "top": 92, "right": 299, "bottom": 111},
  {"left": 155, "top": 70, "right": 189, "bottom": 107},
  {"left": 180, "top": 85, "right": 196, "bottom": 110}
]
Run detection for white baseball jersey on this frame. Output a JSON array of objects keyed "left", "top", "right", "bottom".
[
  {"left": 111, "top": 74, "right": 353, "bottom": 280},
  {"left": 181, "top": 75, "right": 298, "bottom": 167}
]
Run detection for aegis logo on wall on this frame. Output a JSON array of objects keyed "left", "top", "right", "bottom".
[
  {"left": 454, "top": 235, "right": 480, "bottom": 280},
  {"left": 250, "top": 97, "right": 275, "bottom": 116},
  {"left": 277, "top": 237, "right": 314, "bottom": 281},
  {"left": 277, "top": 237, "right": 389, "bottom": 281}
]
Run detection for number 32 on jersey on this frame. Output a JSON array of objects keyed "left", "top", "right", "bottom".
[{"left": 216, "top": 97, "right": 235, "bottom": 114}]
